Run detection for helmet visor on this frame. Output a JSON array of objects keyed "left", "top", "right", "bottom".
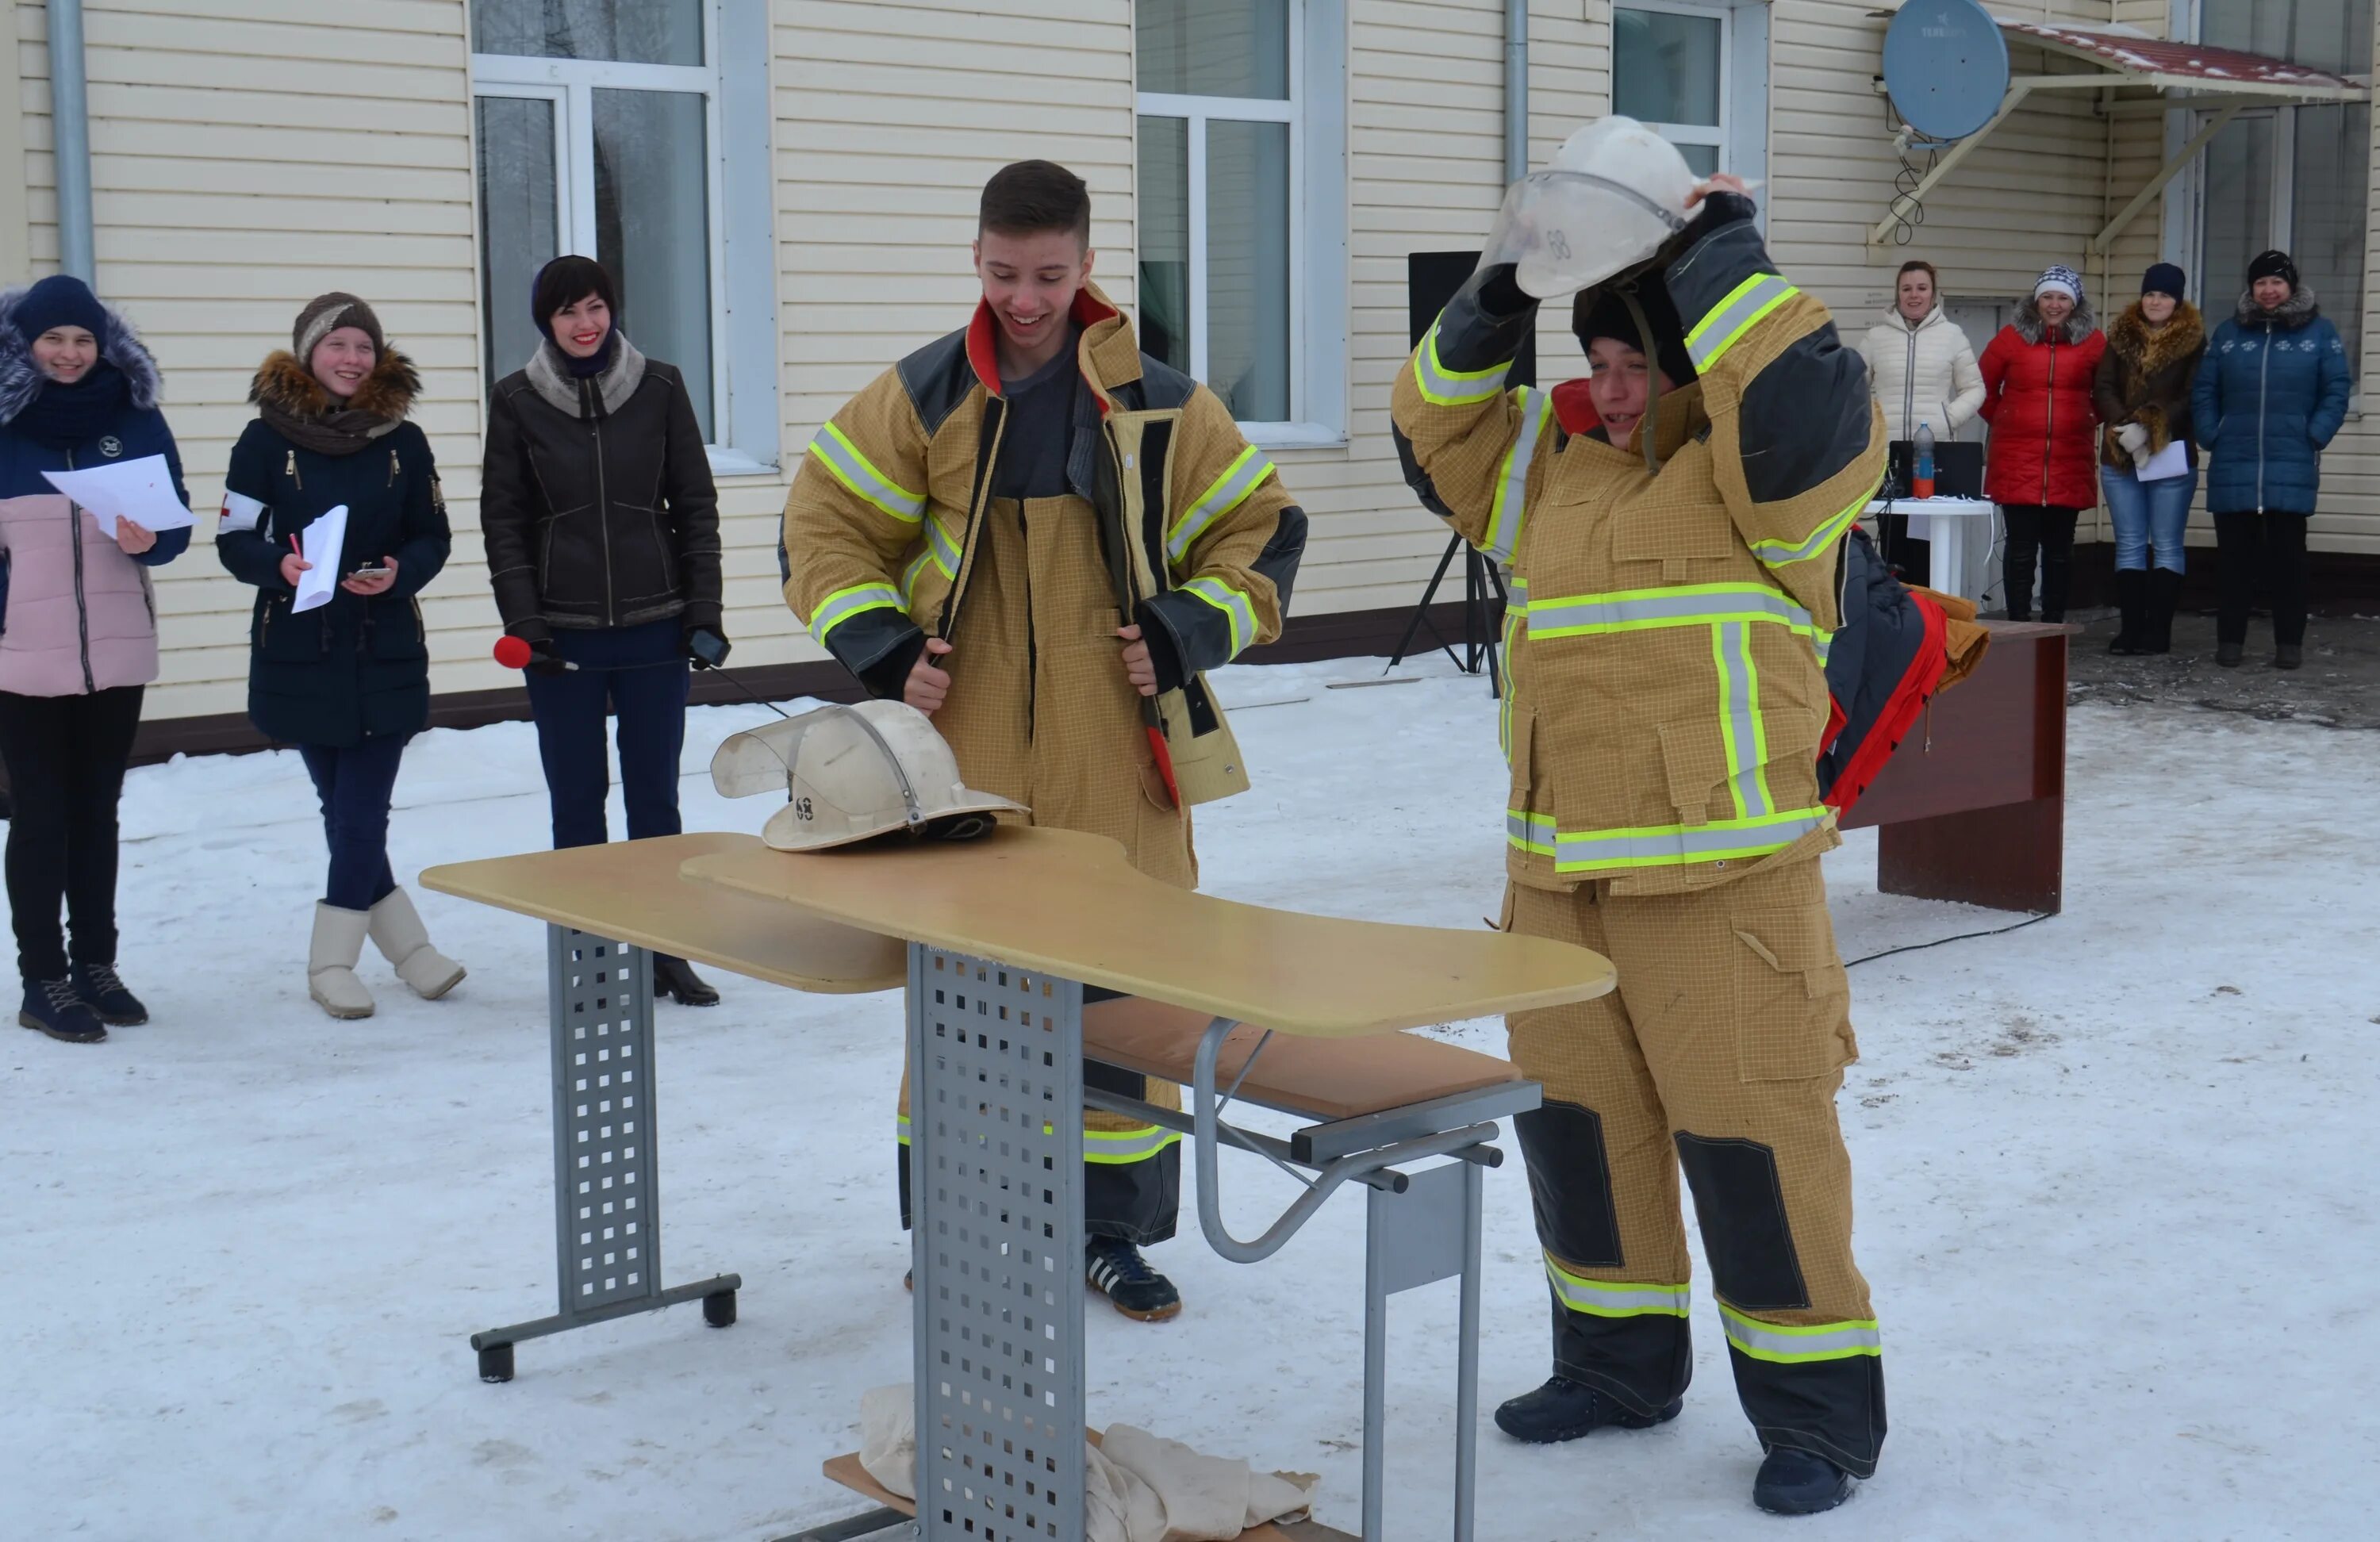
[{"left": 1480, "top": 170, "right": 1691, "bottom": 301}]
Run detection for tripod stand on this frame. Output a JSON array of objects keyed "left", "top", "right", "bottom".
[{"left": 1386, "top": 533, "right": 1509, "bottom": 695}]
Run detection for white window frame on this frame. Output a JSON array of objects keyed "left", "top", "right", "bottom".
[
  {"left": 1613, "top": 0, "right": 1770, "bottom": 227},
  {"left": 1614, "top": 1, "right": 1729, "bottom": 172},
  {"left": 470, "top": 1, "right": 781, "bottom": 473},
  {"left": 1133, "top": 0, "right": 1349, "bottom": 449}
]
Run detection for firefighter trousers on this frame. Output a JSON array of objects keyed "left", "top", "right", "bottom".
[
  {"left": 1503, "top": 857, "right": 1886, "bottom": 1477},
  {"left": 895, "top": 988, "right": 1181, "bottom": 1246}
]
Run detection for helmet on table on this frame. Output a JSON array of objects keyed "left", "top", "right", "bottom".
[{"left": 710, "top": 700, "right": 1024, "bottom": 851}]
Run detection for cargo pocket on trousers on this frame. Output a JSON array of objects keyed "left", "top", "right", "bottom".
[{"left": 1730, "top": 907, "right": 1856, "bottom": 1081}]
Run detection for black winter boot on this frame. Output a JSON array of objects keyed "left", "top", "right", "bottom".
[
  {"left": 2107, "top": 570, "right": 2146, "bottom": 654},
  {"left": 1086, "top": 1237, "right": 1180, "bottom": 1321},
  {"left": 2275, "top": 643, "right": 2304, "bottom": 670},
  {"left": 71, "top": 963, "right": 148, "bottom": 1027},
  {"left": 2216, "top": 641, "right": 2244, "bottom": 668},
  {"left": 2144, "top": 568, "right": 2182, "bottom": 654},
  {"left": 653, "top": 954, "right": 719, "bottom": 1007},
  {"left": 1493, "top": 1376, "right": 1682, "bottom": 1444},
  {"left": 1754, "top": 1447, "right": 1857, "bottom": 1515},
  {"left": 20, "top": 978, "right": 106, "bottom": 1044},
  {"left": 2002, "top": 551, "right": 2035, "bottom": 621}
]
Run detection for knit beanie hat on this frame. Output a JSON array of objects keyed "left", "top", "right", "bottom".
[
  {"left": 2141, "top": 263, "right": 2186, "bottom": 299},
  {"left": 15, "top": 274, "right": 109, "bottom": 341},
  {"left": 2248, "top": 249, "right": 2298, "bottom": 287},
  {"left": 293, "top": 292, "right": 386, "bottom": 364},
  {"left": 2033, "top": 266, "right": 2082, "bottom": 304},
  {"left": 1574, "top": 274, "right": 1697, "bottom": 386}
]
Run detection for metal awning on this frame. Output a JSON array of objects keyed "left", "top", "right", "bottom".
[{"left": 1867, "top": 15, "right": 2372, "bottom": 248}]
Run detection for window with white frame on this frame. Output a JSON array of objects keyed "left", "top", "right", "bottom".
[
  {"left": 471, "top": 0, "right": 778, "bottom": 467},
  {"left": 1135, "top": 0, "right": 1348, "bottom": 441},
  {"left": 2194, "top": 0, "right": 2371, "bottom": 372},
  {"left": 1616, "top": 4, "right": 1729, "bottom": 177}
]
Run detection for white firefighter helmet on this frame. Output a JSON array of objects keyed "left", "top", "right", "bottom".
[
  {"left": 1480, "top": 116, "right": 1700, "bottom": 300},
  {"left": 709, "top": 699, "right": 1025, "bottom": 852}
]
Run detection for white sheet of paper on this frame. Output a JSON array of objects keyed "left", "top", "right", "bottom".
[
  {"left": 2136, "top": 439, "right": 2191, "bottom": 482},
  {"left": 293, "top": 504, "right": 349, "bottom": 615},
  {"left": 40, "top": 455, "right": 197, "bottom": 539}
]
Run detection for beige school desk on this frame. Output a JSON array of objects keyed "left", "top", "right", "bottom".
[{"left": 426, "top": 827, "right": 1614, "bottom": 1542}]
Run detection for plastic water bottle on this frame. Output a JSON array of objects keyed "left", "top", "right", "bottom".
[{"left": 1913, "top": 421, "right": 1936, "bottom": 500}]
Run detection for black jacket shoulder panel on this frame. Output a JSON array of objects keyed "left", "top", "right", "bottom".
[
  {"left": 1127, "top": 354, "right": 1197, "bottom": 412},
  {"left": 897, "top": 328, "right": 977, "bottom": 438}
]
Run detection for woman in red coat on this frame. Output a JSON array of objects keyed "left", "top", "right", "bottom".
[{"left": 1978, "top": 266, "right": 2105, "bottom": 620}]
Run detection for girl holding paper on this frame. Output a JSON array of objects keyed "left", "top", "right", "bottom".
[
  {"left": 0, "top": 274, "right": 190, "bottom": 1043},
  {"left": 217, "top": 292, "right": 463, "bottom": 1022},
  {"left": 2092, "top": 264, "right": 2205, "bottom": 657}
]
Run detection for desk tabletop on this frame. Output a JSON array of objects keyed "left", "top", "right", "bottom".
[
  {"left": 421, "top": 833, "right": 907, "bottom": 995},
  {"left": 681, "top": 825, "right": 1615, "bottom": 1038},
  {"left": 1863, "top": 496, "right": 1995, "bottom": 513}
]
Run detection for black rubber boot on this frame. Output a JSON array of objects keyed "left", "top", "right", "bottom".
[
  {"left": 2275, "top": 643, "right": 2304, "bottom": 670},
  {"left": 2216, "top": 641, "right": 2244, "bottom": 668},
  {"left": 653, "top": 954, "right": 720, "bottom": 1007},
  {"left": 2107, "top": 569, "right": 2146, "bottom": 654},
  {"left": 1492, "top": 1376, "right": 1682, "bottom": 1444},
  {"left": 20, "top": 978, "right": 106, "bottom": 1044},
  {"left": 2144, "top": 568, "right": 2182, "bottom": 654},
  {"left": 71, "top": 963, "right": 148, "bottom": 1027},
  {"left": 1086, "top": 1237, "right": 1181, "bottom": 1321},
  {"left": 1754, "top": 1447, "right": 1856, "bottom": 1515}
]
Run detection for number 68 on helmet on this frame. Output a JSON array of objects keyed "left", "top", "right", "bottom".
[{"left": 710, "top": 700, "right": 1026, "bottom": 851}]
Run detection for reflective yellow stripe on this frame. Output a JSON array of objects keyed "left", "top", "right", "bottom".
[
  {"left": 896, "top": 1115, "right": 1179, "bottom": 1166},
  {"left": 1507, "top": 807, "right": 1831, "bottom": 873},
  {"left": 1180, "top": 575, "right": 1256, "bottom": 658},
  {"left": 1166, "top": 446, "right": 1274, "bottom": 565},
  {"left": 1719, "top": 1303, "right": 1882, "bottom": 1364},
  {"left": 1713, "top": 621, "right": 1771, "bottom": 822},
  {"left": 1545, "top": 1255, "right": 1690, "bottom": 1318},
  {"left": 1749, "top": 481, "right": 1878, "bottom": 568},
  {"left": 1411, "top": 317, "right": 1512, "bottom": 406},
  {"left": 899, "top": 516, "right": 962, "bottom": 606},
  {"left": 1685, "top": 272, "right": 1800, "bottom": 373},
  {"left": 1498, "top": 577, "right": 1526, "bottom": 765},
  {"left": 1504, "top": 808, "right": 1557, "bottom": 857},
  {"left": 808, "top": 423, "right": 926, "bottom": 524},
  {"left": 804, "top": 581, "right": 904, "bottom": 645},
  {"left": 1482, "top": 387, "right": 1551, "bottom": 565},
  {"left": 1523, "top": 582, "right": 1825, "bottom": 648}
]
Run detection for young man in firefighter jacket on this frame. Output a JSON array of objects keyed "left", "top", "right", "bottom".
[
  {"left": 778, "top": 160, "right": 1307, "bottom": 1321},
  {"left": 1392, "top": 181, "right": 1887, "bottom": 1514}
]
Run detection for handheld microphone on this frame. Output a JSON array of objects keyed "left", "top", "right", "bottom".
[{"left": 492, "top": 635, "right": 577, "bottom": 672}]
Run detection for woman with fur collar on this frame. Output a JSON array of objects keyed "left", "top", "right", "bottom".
[
  {"left": 479, "top": 255, "right": 724, "bottom": 1007},
  {"left": 0, "top": 275, "right": 190, "bottom": 1042},
  {"left": 1979, "top": 266, "right": 2106, "bottom": 621},
  {"left": 2091, "top": 264, "right": 2205, "bottom": 655},
  {"left": 216, "top": 291, "right": 463, "bottom": 1021},
  {"left": 2190, "top": 250, "right": 2351, "bottom": 669}
]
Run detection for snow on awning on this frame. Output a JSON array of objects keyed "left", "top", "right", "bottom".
[{"left": 1997, "top": 17, "right": 2367, "bottom": 102}]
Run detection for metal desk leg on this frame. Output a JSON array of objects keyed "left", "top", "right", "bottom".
[
  {"left": 907, "top": 942, "right": 1087, "bottom": 1541},
  {"left": 469, "top": 925, "right": 741, "bottom": 1382},
  {"left": 1361, "top": 1157, "right": 1488, "bottom": 1542}
]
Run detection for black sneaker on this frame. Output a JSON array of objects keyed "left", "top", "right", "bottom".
[
  {"left": 71, "top": 962, "right": 148, "bottom": 1026},
  {"left": 1086, "top": 1237, "right": 1180, "bottom": 1321},
  {"left": 1493, "top": 1376, "right": 1680, "bottom": 1444},
  {"left": 1753, "top": 1446, "right": 1856, "bottom": 1515},
  {"left": 20, "top": 977, "right": 106, "bottom": 1044},
  {"left": 653, "top": 954, "right": 720, "bottom": 1007}
]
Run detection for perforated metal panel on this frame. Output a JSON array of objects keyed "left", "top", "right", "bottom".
[
  {"left": 548, "top": 927, "right": 661, "bottom": 1316},
  {"left": 907, "top": 946, "right": 1086, "bottom": 1541}
]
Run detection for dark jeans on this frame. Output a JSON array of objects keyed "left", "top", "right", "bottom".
[
  {"left": 2000, "top": 504, "right": 2080, "bottom": 620},
  {"left": 298, "top": 735, "right": 409, "bottom": 912},
  {"left": 522, "top": 618, "right": 691, "bottom": 850},
  {"left": 0, "top": 686, "right": 144, "bottom": 980},
  {"left": 2213, "top": 512, "right": 2310, "bottom": 646}
]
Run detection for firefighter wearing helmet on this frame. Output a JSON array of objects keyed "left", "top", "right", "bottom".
[{"left": 1391, "top": 118, "right": 1889, "bottom": 1515}]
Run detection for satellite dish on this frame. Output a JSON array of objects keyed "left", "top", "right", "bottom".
[{"left": 1883, "top": 0, "right": 2012, "bottom": 143}]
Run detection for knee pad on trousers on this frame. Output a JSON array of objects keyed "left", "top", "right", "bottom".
[
  {"left": 1675, "top": 1133, "right": 1810, "bottom": 1310},
  {"left": 1515, "top": 1101, "right": 1623, "bottom": 1268}
]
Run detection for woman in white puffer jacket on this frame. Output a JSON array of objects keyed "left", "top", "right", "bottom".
[{"left": 1860, "top": 260, "right": 1985, "bottom": 585}]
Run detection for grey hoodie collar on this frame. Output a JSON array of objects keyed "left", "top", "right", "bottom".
[{"left": 526, "top": 332, "right": 647, "bottom": 418}]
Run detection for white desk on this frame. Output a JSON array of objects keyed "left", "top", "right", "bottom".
[{"left": 1864, "top": 497, "right": 1996, "bottom": 604}]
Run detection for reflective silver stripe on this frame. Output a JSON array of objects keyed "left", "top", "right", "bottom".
[
  {"left": 220, "top": 491, "right": 266, "bottom": 533},
  {"left": 1720, "top": 1306, "right": 1882, "bottom": 1364},
  {"left": 1083, "top": 1125, "right": 1182, "bottom": 1164},
  {"left": 808, "top": 423, "right": 926, "bottom": 524},
  {"left": 1412, "top": 317, "right": 1511, "bottom": 406},
  {"left": 1180, "top": 575, "right": 1256, "bottom": 658},
  {"left": 1482, "top": 387, "right": 1551, "bottom": 565},
  {"left": 1685, "top": 273, "right": 1800, "bottom": 373},
  {"left": 1505, "top": 809, "right": 1557, "bottom": 856},
  {"left": 1714, "top": 620, "right": 1772, "bottom": 820},
  {"left": 1549, "top": 808, "right": 1829, "bottom": 872},
  {"left": 1749, "top": 482, "right": 1875, "bottom": 567},
  {"left": 1526, "top": 585, "right": 1816, "bottom": 640},
  {"left": 1545, "top": 1258, "right": 1689, "bottom": 1318},
  {"left": 924, "top": 515, "right": 961, "bottom": 577},
  {"left": 1814, "top": 629, "right": 1834, "bottom": 666},
  {"left": 1167, "top": 446, "right": 1273, "bottom": 565},
  {"left": 805, "top": 581, "right": 903, "bottom": 643}
]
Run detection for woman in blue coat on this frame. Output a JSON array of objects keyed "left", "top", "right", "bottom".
[
  {"left": 217, "top": 293, "right": 464, "bottom": 1019},
  {"left": 2191, "top": 250, "right": 2351, "bottom": 669}
]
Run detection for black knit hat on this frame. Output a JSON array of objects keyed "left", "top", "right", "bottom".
[
  {"left": 532, "top": 255, "right": 619, "bottom": 341},
  {"left": 2142, "top": 263, "right": 2187, "bottom": 299},
  {"left": 2248, "top": 249, "right": 2298, "bottom": 287},
  {"left": 1573, "top": 274, "right": 1697, "bottom": 386},
  {"left": 16, "top": 274, "right": 107, "bottom": 341}
]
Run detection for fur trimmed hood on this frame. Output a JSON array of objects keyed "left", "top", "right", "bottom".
[
  {"left": 0, "top": 284, "right": 163, "bottom": 427},
  {"left": 2013, "top": 290, "right": 2098, "bottom": 346},
  {"left": 2107, "top": 298, "right": 2205, "bottom": 374},
  {"left": 248, "top": 345, "right": 420, "bottom": 424},
  {"left": 2235, "top": 282, "right": 2321, "bottom": 330}
]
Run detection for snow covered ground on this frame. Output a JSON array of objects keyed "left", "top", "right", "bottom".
[{"left": 3, "top": 657, "right": 2375, "bottom": 1540}]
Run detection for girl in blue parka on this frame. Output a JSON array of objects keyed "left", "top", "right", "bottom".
[{"left": 2191, "top": 250, "right": 2351, "bottom": 669}]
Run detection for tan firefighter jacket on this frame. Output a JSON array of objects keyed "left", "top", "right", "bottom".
[
  {"left": 779, "top": 282, "right": 1307, "bottom": 891},
  {"left": 1392, "top": 211, "right": 1887, "bottom": 896}
]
